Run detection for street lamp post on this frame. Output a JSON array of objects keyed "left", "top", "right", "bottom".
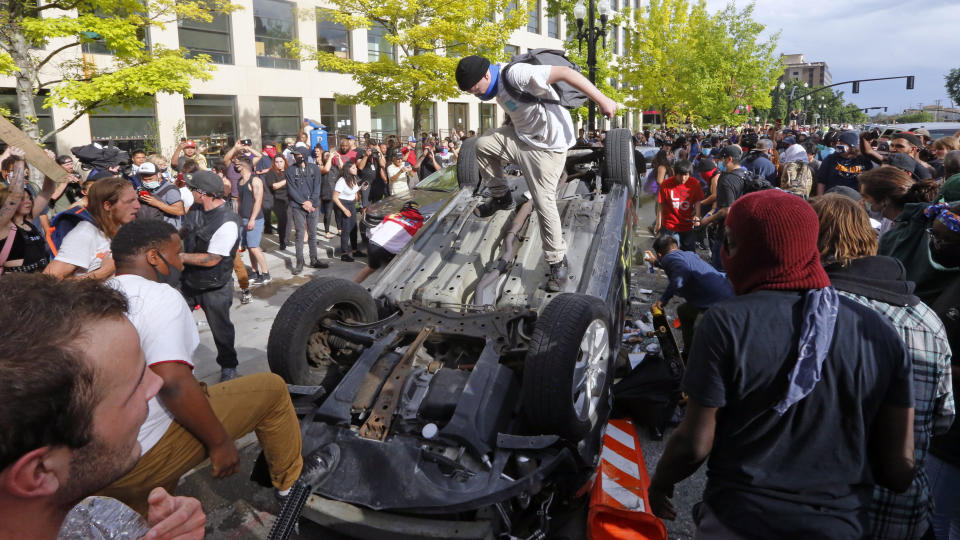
[{"left": 574, "top": 0, "right": 611, "bottom": 132}]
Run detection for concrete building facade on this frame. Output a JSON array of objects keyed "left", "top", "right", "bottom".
[
  {"left": 780, "top": 53, "right": 832, "bottom": 88},
  {"left": 0, "top": 0, "right": 635, "bottom": 159}
]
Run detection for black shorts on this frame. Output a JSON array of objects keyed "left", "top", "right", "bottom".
[{"left": 367, "top": 242, "right": 395, "bottom": 270}]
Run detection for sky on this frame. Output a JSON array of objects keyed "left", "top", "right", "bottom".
[{"left": 701, "top": 0, "right": 959, "bottom": 115}]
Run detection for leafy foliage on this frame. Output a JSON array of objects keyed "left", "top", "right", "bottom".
[
  {"left": 295, "top": 0, "right": 528, "bottom": 134},
  {"left": 897, "top": 110, "right": 934, "bottom": 124},
  {"left": 620, "top": 0, "right": 780, "bottom": 127},
  {"left": 946, "top": 68, "right": 960, "bottom": 107},
  {"left": 0, "top": 0, "right": 238, "bottom": 142}
]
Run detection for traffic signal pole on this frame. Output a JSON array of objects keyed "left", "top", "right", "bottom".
[{"left": 786, "top": 75, "right": 915, "bottom": 126}]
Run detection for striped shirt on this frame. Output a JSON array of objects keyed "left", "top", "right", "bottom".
[{"left": 840, "top": 292, "right": 954, "bottom": 540}]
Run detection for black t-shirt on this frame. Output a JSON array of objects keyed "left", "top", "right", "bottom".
[
  {"left": 816, "top": 153, "right": 874, "bottom": 191},
  {"left": 715, "top": 169, "right": 746, "bottom": 209},
  {"left": 683, "top": 290, "right": 913, "bottom": 539}
]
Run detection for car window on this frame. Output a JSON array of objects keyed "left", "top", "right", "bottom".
[{"left": 416, "top": 166, "right": 458, "bottom": 191}]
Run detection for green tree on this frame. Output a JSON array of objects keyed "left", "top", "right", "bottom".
[
  {"left": 946, "top": 68, "right": 960, "bottom": 107},
  {"left": 897, "top": 110, "right": 934, "bottom": 124},
  {"left": 295, "top": 0, "right": 528, "bottom": 136},
  {"left": 620, "top": 0, "right": 779, "bottom": 127},
  {"left": 0, "top": 0, "right": 237, "bottom": 143}
]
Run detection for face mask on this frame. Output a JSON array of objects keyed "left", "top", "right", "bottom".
[
  {"left": 479, "top": 65, "right": 500, "bottom": 101},
  {"left": 142, "top": 180, "right": 160, "bottom": 190},
  {"left": 928, "top": 240, "right": 960, "bottom": 272},
  {"left": 294, "top": 155, "right": 305, "bottom": 165},
  {"left": 717, "top": 161, "right": 727, "bottom": 172},
  {"left": 154, "top": 252, "right": 182, "bottom": 288}
]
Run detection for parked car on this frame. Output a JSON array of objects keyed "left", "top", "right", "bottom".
[
  {"left": 266, "top": 129, "right": 640, "bottom": 539},
  {"left": 879, "top": 122, "right": 960, "bottom": 140}
]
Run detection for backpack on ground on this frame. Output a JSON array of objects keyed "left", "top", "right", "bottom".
[
  {"left": 501, "top": 48, "right": 588, "bottom": 110},
  {"left": 45, "top": 206, "right": 97, "bottom": 256},
  {"left": 780, "top": 161, "right": 814, "bottom": 198}
]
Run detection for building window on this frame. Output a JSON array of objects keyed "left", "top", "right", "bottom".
[
  {"left": 505, "top": 44, "right": 519, "bottom": 58},
  {"left": 0, "top": 90, "right": 54, "bottom": 139},
  {"left": 178, "top": 2, "right": 233, "bottom": 64},
  {"left": 88, "top": 101, "right": 157, "bottom": 153},
  {"left": 320, "top": 98, "right": 354, "bottom": 147},
  {"left": 414, "top": 103, "right": 435, "bottom": 135},
  {"left": 254, "top": 0, "right": 299, "bottom": 70},
  {"left": 316, "top": 9, "right": 350, "bottom": 63},
  {"left": 479, "top": 103, "right": 497, "bottom": 134},
  {"left": 259, "top": 97, "right": 301, "bottom": 143},
  {"left": 185, "top": 94, "right": 237, "bottom": 156},
  {"left": 367, "top": 25, "right": 395, "bottom": 61},
  {"left": 611, "top": 25, "right": 619, "bottom": 55},
  {"left": 370, "top": 102, "right": 398, "bottom": 136},
  {"left": 527, "top": 0, "right": 540, "bottom": 33},
  {"left": 448, "top": 103, "right": 468, "bottom": 135},
  {"left": 82, "top": 10, "right": 150, "bottom": 55},
  {"left": 547, "top": 14, "right": 559, "bottom": 38}
]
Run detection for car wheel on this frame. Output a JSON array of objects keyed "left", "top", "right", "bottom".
[
  {"left": 457, "top": 136, "right": 481, "bottom": 189},
  {"left": 602, "top": 128, "right": 637, "bottom": 198},
  {"left": 522, "top": 293, "right": 613, "bottom": 440},
  {"left": 267, "top": 277, "right": 378, "bottom": 386}
]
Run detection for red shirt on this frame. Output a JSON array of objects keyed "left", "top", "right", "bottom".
[{"left": 657, "top": 175, "right": 704, "bottom": 232}]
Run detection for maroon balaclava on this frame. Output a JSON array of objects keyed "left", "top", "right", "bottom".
[{"left": 722, "top": 190, "right": 830, "bottom": 295}]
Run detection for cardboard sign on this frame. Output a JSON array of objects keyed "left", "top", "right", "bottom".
[{"left": 0, "top": 114, "right": 70, "bottom": 184}]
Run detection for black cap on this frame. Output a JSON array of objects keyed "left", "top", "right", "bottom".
[
  {"left": 884, "top": 153, "right": 919, "bottom": 176},
  {"left": 455, "top": 56, "right": 491, "bottom": 91},
  {"left": 717, "top": 145, "right": 743, "bottom": 161},
  {"left": 696, "top": 158, "right": 716, "bottom": 173},
  {"left": 185, "top": 170, "right": 224, "bottom": 197}
]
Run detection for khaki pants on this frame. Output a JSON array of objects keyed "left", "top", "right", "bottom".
[
  {"left": 475, "top": 126, "right": 567, "bottom": 264},
  {"left": 233, "top": 250, "right": 249, "bottom": 290},
  {"left": 98, "top": 373, "right": 303, "bottom": 516}
]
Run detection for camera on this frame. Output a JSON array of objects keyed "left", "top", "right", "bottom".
[{"left": 240, "top": 138, "right": 252, "bottom": 146}]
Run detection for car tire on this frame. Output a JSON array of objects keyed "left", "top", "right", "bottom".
[
  {"left": 267, "top": 277, "right": 378, "bottom": 386},
  {"left": 522, "top": 293, "right": 613, "bottom": 440},
  {"left": 457, "top": 136, "right": 481, "bottom": 190},
  {"left": 602, "top": 128, "right": 637, "bottom": 198}
]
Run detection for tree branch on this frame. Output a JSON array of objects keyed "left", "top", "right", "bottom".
[
  {"left": 35, "top": 1, "right": 75, "bottom": 12},
  {"left": 39, "top": 100, "right": 103, "bottom": 144},
  {"left": 35, "top": 40, "right": 80, "bottom": 71}
]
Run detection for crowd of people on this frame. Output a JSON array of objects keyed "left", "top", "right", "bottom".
[{"left": 638, "top": 122, "right": 960, "bottom": 539}]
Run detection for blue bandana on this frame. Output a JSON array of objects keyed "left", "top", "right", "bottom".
[{"left": 479, "top": 64, "right": 500, "bottom": 101}]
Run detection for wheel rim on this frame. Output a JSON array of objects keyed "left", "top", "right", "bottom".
[
  {"left": 572, "top": 319, "right": 610, "bottom": 424},
  {"left": 305, "top": 302, "right": 366, "bottom": 380}
]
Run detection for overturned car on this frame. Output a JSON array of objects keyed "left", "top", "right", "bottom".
[{"left": 266, "top": 128, "right": 640, "bottom": 538}]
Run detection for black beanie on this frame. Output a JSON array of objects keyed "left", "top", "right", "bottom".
[{"left": 455, "top": 56, "right": 491, "bottom": 91}]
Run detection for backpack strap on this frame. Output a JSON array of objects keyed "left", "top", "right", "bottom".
[
  {"left": 0, "top": 224, "right": 17, "bottom": 275},
  {"left": 500, "top": 62, "right": 562, "bottom": 106}
]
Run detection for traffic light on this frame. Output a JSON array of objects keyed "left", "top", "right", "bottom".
[
  {"left": 906, "top": 76, "right": 915, "bottom": 90},
  {"left": 852, "top": 81, "right": 860, "bottom": 94},
  {"left": 884, "top": 107, "right": 888, "bottom": 112}
]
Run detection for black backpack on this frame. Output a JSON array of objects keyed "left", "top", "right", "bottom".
[
  {"left": 729, "top": 167, "right": 774, "bottom": 195},
  {"left": 500, "top": 48, "right": 588, "bottom": 110}
]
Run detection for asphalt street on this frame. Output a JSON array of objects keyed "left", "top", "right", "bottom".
[{"left": 177, "top": 197, "right": 707, "bottom": 539}]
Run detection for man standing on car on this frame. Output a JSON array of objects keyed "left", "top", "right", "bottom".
[{"left": 455, "top": 55, "right": 618, "bottom": 291}]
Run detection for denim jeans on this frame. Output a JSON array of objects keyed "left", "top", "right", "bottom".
[{"left": 927, "top": 454, "right": 960, "bottom": 539}]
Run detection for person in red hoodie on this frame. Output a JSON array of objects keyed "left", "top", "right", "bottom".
[
  {"left": 655, "top": 159, "right": 703, "bottom": 251},
  {"left": 353, "top": 201, "right": 424, "bottom": 283}
]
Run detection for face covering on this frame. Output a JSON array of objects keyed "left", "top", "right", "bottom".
[
  {"left": 479, "top": 64, "right": 500, "bottom": 102},
  {"left": 717, "top": 161, "right": 727, "bottom": 172},
  {"left": 154, "top": 252, "right": 182, "bottom": 288},
  {"left": 142, "top": 180, "right": 160, "bottom": 190},
  {"left": 928, "top": 240, "right": 960, "bottom": 271}
]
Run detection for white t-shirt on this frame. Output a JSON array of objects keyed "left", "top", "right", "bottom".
[
  {"left": 207, "top": 221, "right": 239, "bottom": 257},
  {"left": 110, "top": 274, "right": 199, "bottom": 456},
  {"left": 334, "top": 177, "right": 360, "bottom": 202},
  {"left": 496, "top": 63, "right": 575, "bottom": 152},
  {"left": 386, "top": 164, "right": 410, "bottom": 196},
  {"left": 179, "top": 186, "right": 195, "bottom": 211},
  {"left": 54, "top": 221, "right": 110, "bottom": 275}
]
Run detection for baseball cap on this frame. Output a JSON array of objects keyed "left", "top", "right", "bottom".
[
  {"left": 185, "top": 170, "right": 224, "bottom": 197},
  {"left": 696, "top": 158, "right": 716, "bottom": 173},
  {"left": 884, "top": 153, "right": 919, "bottom": 176},
  {"left": 893, "top": 132, "right": 923, "bottom": 148},
  {"left": 837, "top": 131, "right": 859, "bottom": 147},
  {"left": 183, "top": 140, "right": 196, "bottom": 148},
  {"left": 824, "top": 185, "right": 862, "bottom": 202},
  {"left": 911, "top": 128, "right": 931, "bottom": 139},
  {"left": 717, "top": 145, "right": 743, "bottom": 161},
  {"left": 408, "top": 136, "right": 417, "bottom": 143},
  {"left": 347, "top": 135, "right": 356, "bottom": 140},
  {"left": 756, "top": 139, "right": 774, "bottom": 150},
  {"left": 138, "top": 162, "right": 158, "bottom": 176}
]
